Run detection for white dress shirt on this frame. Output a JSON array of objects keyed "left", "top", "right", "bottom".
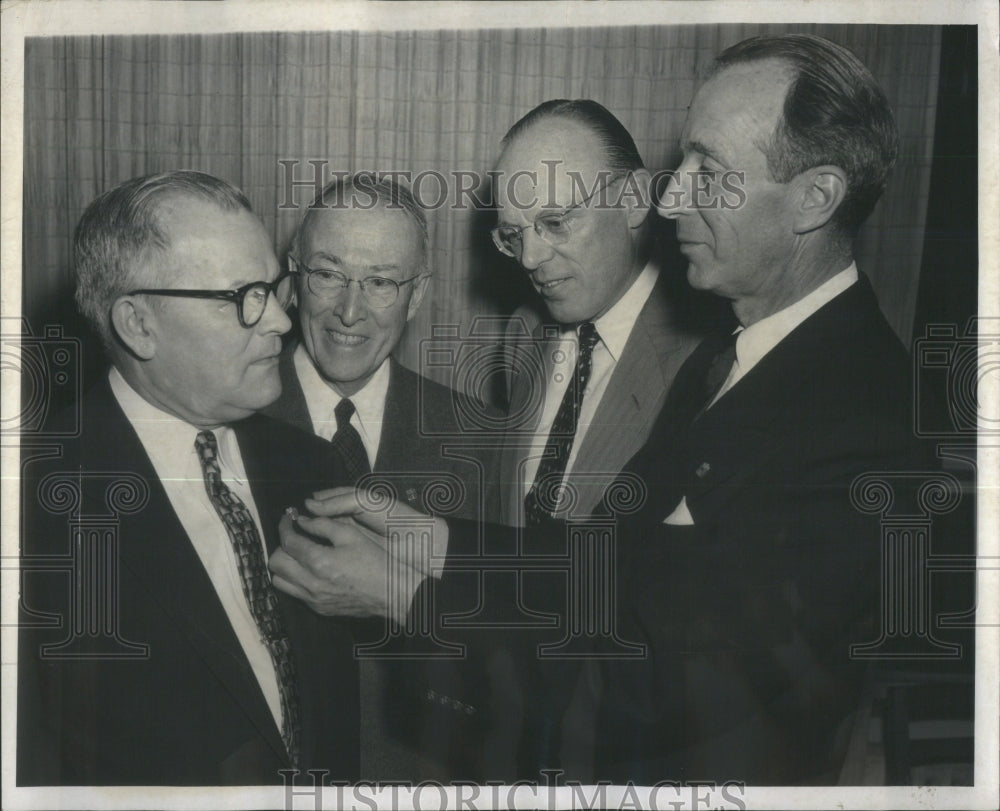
[
  {"left": 664, "top": 263, "right": 860, "bottom": 525},
  {"left": 294, "top": 343, "right": 390, "bottom": 470},
  {"left": 522, "top": 261, "right": 660, "bottom": 497},
  {"left": 109, "top": 367, "right": 283, "bottom": 730}
]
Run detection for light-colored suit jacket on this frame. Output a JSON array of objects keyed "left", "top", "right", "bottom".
[{"left": 498, "top": 270, "right": 701, "bottom": 525}]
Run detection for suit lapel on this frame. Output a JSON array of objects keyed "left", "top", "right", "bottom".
[
  {"left": 88, "top": 383, "right": 288, "bottom": 763},
  {"left": 499, "top": 320, "right": 560, "bottom": 524},
  {"left": 375, "top": 359, "right": 410, "bottom": 473},
  {"left": 569, "top": 276, "right": 697, "bottom": 516},
  {"left": 669, "top": 277, "right": 880, "bottom": 517}
]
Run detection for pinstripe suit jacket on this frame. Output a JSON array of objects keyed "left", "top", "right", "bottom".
[{"left": 498, "top": 270, "right": 700, "bottom": 525}]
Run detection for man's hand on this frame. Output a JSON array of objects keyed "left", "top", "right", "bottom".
[
  {"left": 306, "top": 486, "right": 450, "bottom": 579},
  {"left": 269, "top": 512, "right": 424, "bottom": 624}
]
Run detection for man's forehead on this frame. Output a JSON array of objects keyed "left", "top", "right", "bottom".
[
  {"left": 691, "top": 60, "right": 792, "bottom": 124},
  {"left": 681, "top": 61, "right": 792, "bottom": 159},
  {"left": 495, "top": 119, "right": 609, "bottom": 194},
  {"left": 300, "top": 204, "right": 422, "bottom": 266}
]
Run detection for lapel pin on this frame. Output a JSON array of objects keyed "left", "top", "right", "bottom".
[{"left": 695, "top": 462, "right": 711, "bottom": 478}]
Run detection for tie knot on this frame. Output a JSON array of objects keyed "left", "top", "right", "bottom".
[
  {"left": 195, "top": 430, "right": 219, "bottom": 464},
  {"left": 578, "top": 321, "right": 599, "bottom": 358},
  {"left": 334, "top": 398, "right": 356, "bottom": 430}
]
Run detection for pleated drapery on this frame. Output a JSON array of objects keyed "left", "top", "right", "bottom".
[{"left": 23, "top": 25, "right": 941, "bottom": 376}]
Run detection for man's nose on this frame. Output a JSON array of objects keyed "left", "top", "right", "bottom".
[
  {"left": 334, "top": 279, "right": 367, "bottom": 326},
  {"left": 259, "top": 290, "right": 293, "bottom": 335},
  {"left": 656, "top": 167, "right": 692, "bottom": 220},
  {"left": 518, "top": 226, "right": 556, "bottom": 271}
]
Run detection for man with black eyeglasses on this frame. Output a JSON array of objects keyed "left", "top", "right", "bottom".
[
  {"left": 263, "top": 173, "right": 499, "bottom": 779},
  {"left": 17, "top": 170, "right": 359, "bottom": 785}
]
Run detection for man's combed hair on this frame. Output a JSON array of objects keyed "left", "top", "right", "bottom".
[
  {"left": 74, "top": 169, "right": 252, "bottom": 350},
  {"left": 502, "top": 99, "right": 646, "bottom": 174},
  {"left": 296, "top": 172, "right": 428, "bottom": 268},
  {"left": 714, "top": 34, "right": 899, "bottom": 236}
]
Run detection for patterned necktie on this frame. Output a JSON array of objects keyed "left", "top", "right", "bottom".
[
  {"left": 194, "top": 430, "right": 301, "bottom": 767},
  {"left": 331, "top": 398, "right": 371, "bottom": 481},
  {"left": 524, "top": 321, "right": 600, "bottom": 524}
]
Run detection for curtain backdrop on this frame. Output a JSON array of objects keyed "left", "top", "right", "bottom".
[{"left": 23, "top": 24, "right": 941, "bottom": 381}]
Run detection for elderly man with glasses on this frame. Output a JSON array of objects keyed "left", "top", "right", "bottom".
[
  {"left": 17, "top": 170, "right": 359, "bottom": 785},
  {"left": 263, "top": 173, "right": 499, "bottom": 780}
]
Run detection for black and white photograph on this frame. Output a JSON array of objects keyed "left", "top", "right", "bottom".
[{"left": 2, "top": 1, "right": 997, "bottom": 809}]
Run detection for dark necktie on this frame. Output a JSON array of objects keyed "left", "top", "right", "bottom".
[
  {"left": 524, "top": 321, "right": 600, "bottom": 524},
  {"left": 331, "top": 398, "right": 371, "bottom": 481},
  {"left": 194, "top": 430, "right": 301, "bottom": 767},
  {"left": 699, "top": 330, "right": 739, "bottom": 416}
]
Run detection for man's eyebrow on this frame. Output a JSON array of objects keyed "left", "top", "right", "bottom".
[
  {"left": 307, "top": 251, "right": 342, "bottom": 265},
  {"left": 686, "top": 139, "right": 728, "bottom": 165},
  {"left": 367, "top": 264, "right": 402, "bottom": 274}
]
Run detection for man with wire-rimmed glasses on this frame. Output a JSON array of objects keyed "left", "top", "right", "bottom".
[
  {"left": 263, "top": 172, "right": 500, "bottom": 780},
  {"left": 491, "top": 99, "right": 701, "bottom": 529},
  {"left": 17, "top": 169, "right": 359, "bottom": 785}
]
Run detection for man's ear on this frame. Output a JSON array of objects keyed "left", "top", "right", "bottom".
[
  {"left": 794, "top": 166, "right": 847, "bottom": 234},
  {"left": 622, "top": 168, "right": 653, "bottom": 229},
  {"left": 406, "top": 273, "right": 431, "bottom": 322},
  {"left": 110, "top": 296, "right": 158, "bottom": 360}
]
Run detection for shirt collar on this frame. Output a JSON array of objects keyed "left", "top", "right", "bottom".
[
  {"left": 588, "top": 260, "right": 660, "bottom": 362},
  {"left": 293, "top": 343, "right": 391, "bottom": 440},
  {"left": 734, "top": 263, "right": 859, "bottom": 375},
  {"left": 108, "top": 366, "right": 247, "bottom": 484}
]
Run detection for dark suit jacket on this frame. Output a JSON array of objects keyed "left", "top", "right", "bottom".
[
  {"left": 498, "top": 269, "right": 701, "bottom": 524},
  {"left": 264, "top": 346, "right": 502, "bottom": 779},
  {"left": 264, "top": 347, "right": 499, "bottom": 523},
  {"left": 18, "top": 378, "right": 359, "bottom": 785},
  {"left": 434, "top": 274, "right": 929, "bottom": 784}
]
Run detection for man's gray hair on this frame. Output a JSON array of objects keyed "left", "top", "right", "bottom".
[
  {"left": 73, "top": 169, "right": 253, "bottom": 350},
  {"left": 292, "top": 172, "right": 429, "bottom": 270}
]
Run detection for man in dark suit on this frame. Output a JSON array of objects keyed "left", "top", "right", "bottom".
[
  {"left": 269, "top": 34, "right": 937, "bottom": 785},
  {"left": 17, "top": 170, "right": 361, "bottom": 785},
  {"left": 491, "top": 99, "right": 700, "bottom": 526},
  {"left": 263, "top": 173, "right": 497, "bottom": 779},
  {"left": 264, "top": 173, "right": 494, "bottom": 524}
]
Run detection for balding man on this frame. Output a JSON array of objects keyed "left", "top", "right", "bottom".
[{"left": 491, "top": 99, "right": 700, "bottom": 526}]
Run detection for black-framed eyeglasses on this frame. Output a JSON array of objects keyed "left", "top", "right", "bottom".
[
  {"left": 490, "top": 174, "right": 626, "bottom": 259},
  {"left": 128, "top": 270, "right": 294, "bottom": 328},
  {"left": 288, "top": 255, "right": 423, "bottom": 309}
]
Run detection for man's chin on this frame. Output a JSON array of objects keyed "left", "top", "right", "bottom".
[
  {"left": 543, "top": 299, "right": 588, "bottom": 325},
  {"left": 685, "top": 262, "right": 715, "bottom": 291}
]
